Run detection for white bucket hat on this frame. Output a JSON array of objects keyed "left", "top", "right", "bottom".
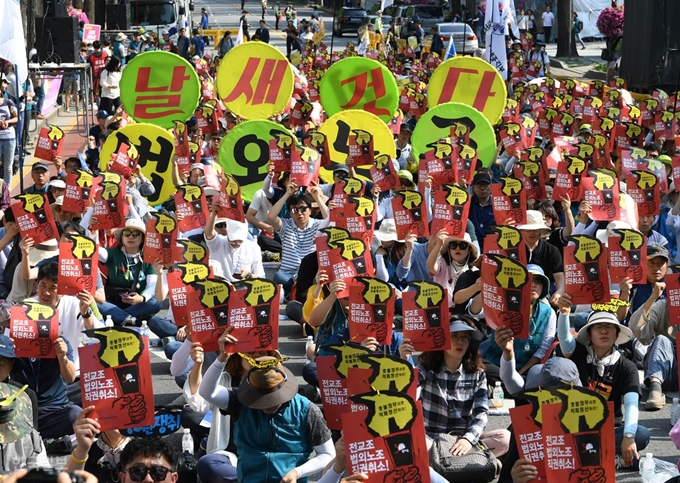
[
  {"left": 515, "top": 210, "right": 551, "bottom": 235},
  {"left": 373, "top": 219, "right": 404, "bottom": 243}
]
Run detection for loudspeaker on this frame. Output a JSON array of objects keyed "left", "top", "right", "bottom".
[
  {"left": 43, "top": 0, "right": 67, "bottom": 17},
  {"left": 106, "top": 4, "right": 131, "bottom": 30},
  {"left": 35, "top": 16, "right": 79, "bottom": 64},
  {"left": 620, "top": 0, "right": 680, "bottom": 93}
]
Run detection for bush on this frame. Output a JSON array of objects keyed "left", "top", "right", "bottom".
[{"left": 596, "top": 6, "right": 624, "bottom": 38}]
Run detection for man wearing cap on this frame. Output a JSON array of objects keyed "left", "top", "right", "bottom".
[
  {"left": 618, "top": 243, "right": 668, "bottom": 322},
  {"left": 395, "top": 123, "right": 413, "bottom": 170},
  {"left": 89, "top": 110, "right": 108, "bottom": 145},
  {"left": 556, "top": 296, "right": 650, "bottom": 466},
  {"left": 22, "top": 162, "right": 50, "bottom": 195},
  {"left": 468, "top": 171, "right": 496, "bottom": 251},
  {"left": 199, "top": 328, "right": 335, "bottom": 482},
  {"left": 205, "top": 203, "right": 264, "bottom": 283},
  {"left": 525, "top": 40, "right": 550, "bottom": 79},
  {"left": 627, "top": 249, "right": 677, "bottom": 410}
]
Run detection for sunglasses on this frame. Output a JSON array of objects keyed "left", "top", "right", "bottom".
[
  {"left": 451, "top": 332, "right": 471, "bottom": 342},
  {"left": 291, "top": 206, "right": 309, "bottom": 214},
  {"left": 125, "top": 465, "right": 172, "bottom": 482},
  {"left": 448, "top": 241, "right": 469, "bottom": 250},
  {"left": 123, "top": 230, "right": 142, "bottom": 238},
  {"left": 335, "top": 171, "right": 349, "bottom": 180},
  {"left": 215, "top": 222, "right": 226, "bottom": 229}
]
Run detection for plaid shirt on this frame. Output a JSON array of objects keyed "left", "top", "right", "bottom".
[{"left": 416, "top": 363, "right": 489, "bottom": 445}]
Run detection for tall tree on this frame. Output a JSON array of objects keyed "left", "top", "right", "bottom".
[{"left": 556, "top": 0, "right": 578, "bottom": 57}]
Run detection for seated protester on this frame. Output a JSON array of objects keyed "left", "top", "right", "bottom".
[
  {"left": 47, "top": 178, "right": 66, "bottom": 204},
  {"left": 534, "top": 198, "right": 573, "bottom": 257},
  {"left": 200, "top": 130, "right": 224, "bottom": 161},
  {"left": 51, "top": 196, "right": 74, "bottom": 224},
  {"left": 245, "top": 187, "right": 281, "bottom": 254},
  {"left": 516, "top": 210, "right": 564, "bottom": 305},
  {"left": 0, "top": 382, "right": 50, "bottom": 473},
  {"left": 267, "top": 182, "right": 329, "bottom": 292},
  {"left": 319, "top": 160, "right": 376, "bottom": 201},
  {"left": 124, "top": 166, "right": 156, "bottom": 221},
  {"left": 451, "top": 269, "right": 481, "bottom": 316},
  {"left": 628, "top": 276, "right": 678, "bottom": 411},
  {"left": 376, "top": 171, "right": 430, "bottom": 223},
  {"left": 199, "top": 329, "right": 335, "bottom": 483},
  {"left": 205, "top": 206, "right": 264, "bottom": 284},
  {"left": 473, "top": 265, "right": 555, "bottom": 386},
  {"left": 639, "top": 213, "right": 669, "bottom": 247},
  {"left": 97, "top": 218, "right": 161, "bottom": 326},
  {"left": 146, "top": 260, "right": 186, "bottom": 361},
  {"left": 374, "top": 220, "right": 408, "bottom": 295},
  {"left": 0, "top": 336, "right": 38, "bottom": 427},
  {"left": 617, "top": 244, "right": 668, "bottom": 322},
  {"left": 427, "top": 231, "right": 478, "bottom": 308},
  {"left": 285, "top": 252, "right": 319, "bottom": 336},
  {"left": 172, "top": 162, "right": 205, "bottom": 187},
  {"left": 556, "top": 294, "right": 650, "bottom": 467},
  {"left": 399, "top": 319, "right": 511, "bottom": 459},
  {"left": 396, "top": 232, "right": 436, "bottom": 284},
  {"left": 467, "top": 171, "right": 495, "bottom": 252},
  {"left": 11, "top": 333, "right": 80, "bottom": 440},
  {"left": 21, "top": 263, "right": 101, "bottom": 375}
]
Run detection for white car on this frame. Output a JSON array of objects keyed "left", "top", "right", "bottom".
[{"left": 436, "top": 23, "right": 479, "bottom": 55}]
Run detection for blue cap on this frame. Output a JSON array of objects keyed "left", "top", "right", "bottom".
[
  {"left": 0, "top": 335, "right": 23, "bottom": 369},
  {"left": 96, "top": 110, "right": 109, "bottom": 119}
]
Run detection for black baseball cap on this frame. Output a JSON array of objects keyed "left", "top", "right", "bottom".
[{"left": 472, "top": 172, "right": 492, "bottom": 185}]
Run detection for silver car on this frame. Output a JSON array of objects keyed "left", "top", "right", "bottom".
[{"left": 436, "top": 22, "right": 479, "bottom": 55}]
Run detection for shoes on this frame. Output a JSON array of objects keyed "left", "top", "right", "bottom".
[
  {"left": 64, "top": 106, "right": 70, "bottom": 112},
  {"left": 644, "top": 388, "right": 665, "bottom": 410},
  {"left": 263, "top": 250, "right": 281, "bottom": 262},
  {"left": 36, "top": 114, "right": 46, "bottom": 119},
  {"left": 614, "top": 454, "right": 639, "bottom": 470},
  {"left": 44, "top": 436, "right": 73, "bottom": 455},
  {"left": 162, "top": 336, "right": 175, "bottom": 347}
]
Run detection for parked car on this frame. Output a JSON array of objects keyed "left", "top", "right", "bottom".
[
  {"left": 357, "top": 14, "right": 393, "bottom": 38},
  {"left": 436, "top": 22, "right": 479, "bottom": 55},
  {"left": 334, "top": 8, "right": 368, "bottom": 36},
  {"left": 404, "top": 5, "right": 448, "bottom": 31}
]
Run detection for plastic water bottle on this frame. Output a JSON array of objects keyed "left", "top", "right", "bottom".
[
  {"left": 105, "top": 315, "right": 114, "bottom": 328},
  {"left": 640, "top": 453, "right": 656, "bottom": 483},
  {"left": 672, "top": 398, "right": 680, "bottom": 426},
  {"left": 181, "top": 428, "right": 195, "bottom": 469},
  {"left": 305, "top": 335, "right": 314, "bottom": 363},
  {"left": 492, "top": 382, "right": 504, "bottom": 409},
  {"left": 140, "top": 321, "right": 150, "bottom": 339}
]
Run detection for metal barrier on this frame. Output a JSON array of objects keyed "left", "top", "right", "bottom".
[{"left": 199, "top": 29, "right": 241, "bottom": 47}]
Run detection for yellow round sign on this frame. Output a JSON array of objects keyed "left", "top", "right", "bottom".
[
  {"left": 317, "top": 110, "right": 396, "bottom": 183},
  {"left": 99, "top": 123, "right": 176, "bottom": 204},
  {"left": 428, "top": 57, "right": 507, "bottom": 126},
  {"left": 216, "top": 43, "right": 294, "bottom": 120}
]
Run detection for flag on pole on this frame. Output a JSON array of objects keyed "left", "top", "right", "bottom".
[
  {"left": 357, "top": 29, "right": 369, "bottom": 56},
  {"left": 380, "top": 0, "right": 394, "bottom": 12},
  {"left": 0, "top": 0, "right": 28, "bottom": 82},
  {"left": 484, "top": 0, "right": 510, "bottom": 80},
  {"left": 445, "top": 34, "right": 456, "bottom": 59},
  {"left": 235, "top": 20, "right": 244, "bottom": 46}
]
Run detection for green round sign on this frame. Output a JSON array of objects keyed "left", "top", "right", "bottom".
[
  {"left": 217, "top": 120, "right": 294, "bottom": 202},
  {"left": 412, "top": 102, "right": 496, "bottom": 167},
  {"left": 319, "top": 57, "right": 399, "bottom": 124},
  {"left": 120, "top": 51, "right": 201, "bottom": 129}
]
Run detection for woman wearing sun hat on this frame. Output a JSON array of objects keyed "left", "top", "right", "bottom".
[
  {"left": 556, "top": 293, "right": 649, "bottom": 469},
  {"left": 427, "top": 229, "right": 478, "bottom": 307}
]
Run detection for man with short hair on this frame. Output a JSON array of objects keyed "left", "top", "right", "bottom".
[
  {"left": 255, "top": 19, "right": 271, "bottom": 43},
  {"left": 191, "top": 28, "right": 205, "bottom": 58},
  {"left": 177, "top": 27, "right": 191, "bottom": 58},
  {"left": 22, "top": 162, "right": 50, "bottom": 194},
  {"left": 541, "top": 6, "right": 554, "bottom": 42},
  {"left": 468, "top": 171, "right": 495, "bottom": 251}
]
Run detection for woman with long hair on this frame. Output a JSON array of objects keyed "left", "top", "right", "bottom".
[
  {"left": 400, "top": 318, "right": 510, "bottom": 459},
  {"left": 99, "top": 56, "right": 122, "bottom": 115}
]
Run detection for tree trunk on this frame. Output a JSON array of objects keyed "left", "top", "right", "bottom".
[
  {"left": 83, "top": 0, "right": 96, "bottom": 27},
  {"left": 556, "top": 0, "right": 573, "bottom": 57}
]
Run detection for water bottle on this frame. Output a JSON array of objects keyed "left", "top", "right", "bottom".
[
  {"left": 181, "top": 428, "right": 195, "bottom": 469},
  {"left": 131, "top": 317, "right": 137, "bottom": 327},
  {"left": 305, "top": 335, "right": 314, "bottom": 362},
  {"left": 640, "top": 453, "right": 655, "bottom": 483},
  {"left": 105, "top": 315, "right": 114, "bottom": 328},
  {"left": 492, "top": 382, "right": 504, "bottom": 409},
  {"left": 140, "top": 321, "right": 150, "bottom": 339},
  {"left": 672, "top": 398, "right": 680, "bottom": 426}
]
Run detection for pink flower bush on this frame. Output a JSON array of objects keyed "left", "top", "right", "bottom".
[
  {"left": 596, "top": 6, "right": 624, "bottom": 38},
  {"left": 67, "top": 5, "right": 90, "bottom": 24}
]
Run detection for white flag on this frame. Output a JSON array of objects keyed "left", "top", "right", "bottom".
[
  {"left": 445, "top": 34, "right": 456, "bottom": 60},
  {"left": 380, "top": 0, "right": 394, "bottom": 11},
  {"left": 235, "top": 20, "right": 244, "bottom": 46},
  {"left": 357, "top": 29, "right": 369, "bottom": 56},
  {"left": 484, "top": 0, "right": 510, "bottom": 80},
  {"left": 0, "top": 0, "right": 28, "bottom": 82}
]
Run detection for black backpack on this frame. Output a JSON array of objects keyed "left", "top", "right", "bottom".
[{"left": 577, "top": 19, "right": 583, "bottom": 32}]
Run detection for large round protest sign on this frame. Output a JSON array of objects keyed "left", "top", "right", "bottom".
[
  {"left": 99, "top": 123, "right": 175, "bottom": 204},
  {"left": 119, "top": 52, "right": 200, "bottom": 129},
  {"left": 319, "top": 57, "right": 399, "bottom": 124},
  {"left": 412, "top": 102, "right": 496, "bottom": 167},
  {"left": 217, "top": 119, "right": 293, "bottom": 202},
  {"left": 318, "top": 110, "right": 396, "bottom": 183},
  {"left": 216, "top": 43, "right": 294, "bottom": 120},
  {"left": 428, "top": 57, "right": 507, "bottom": 126}
]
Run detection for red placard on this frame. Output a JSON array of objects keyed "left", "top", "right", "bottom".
[
  {"left": 34, "top": 125, "right": 65, "bottom": 161},
  {"left": 513, "top": 161, "right": 546, "bottom": 202},
  {"left": 552, "top": 157, "right": 586, "bottom": 203},
  {"left": 563, "top": 236, "right": 610, "bottom": 305},
  {"left": 316, "top": 228, "right": 374, "bottom": 298},
  {"left": 194, "top": 100, "right": 223, "bottom": 135},
  {"left": 370, "top": 154, "right": 399, "bottom": 192},
  {"left": 58, "top": 234, "right": 98, "bottom": 295},
  {"left": 224, "top": 280, "right": 280, "bottom": 353},
  {"left": 491, "top": 179, "right": 527, "bottom": 226},
  {"left": 391, "top": 190, "right": 429, "bottom": 240},
  {"left": 187, "top": 278, "right": 233, "bottom": 352},
  {"left": 215, "top": 173, "right": 246, "bottom": 223},
  {"left": 348, "top": 132, "right": 374, "bottom": 166},
  {"left": 10, "top": 303, "right": 59, "bottom": 358},
  {"left": 402, "top": 282, "right": 451, "bottom": 352},
  {"left": 175, "top": 184, "right": 208, "bottom": 232},
  {"left": 167, "top": 265, "right": 210, "bottom": 327},
  {"left": 12, "top": 194, "right": 59, "bottom": 243},
  {"left": 607, "top": 230, "right": 647, "bottom": 284},
  {"left": 331, "top": 178, "right": 366, "bottom": 206},
  {"left": 417, "top": 143, "right": 457, "bottom": 190},
  {"left": 269, "top": 137, "right": 293, "bottom": 173},
  {"left": 174, "top": 238, "right": 209, "bottom": 265},
  {"left": 303, "top": 131, "right": 331, "bottom": 168},
  {"left": 626, "top": 170, "right": 660, "bottom": 216},
  {"left": 510, "top": 404, "right": 548, "bottom": 481},
  {"left": 144, "top": 213, "right": 178, "bottom": 266},
  {"left": 79, "top": 327, "right": 155, "bottom": 432},
  {"left": 63, "top": 170, "right": 95, "bottom": 214},
  {"left": 91, "top": 175, "right": 127, "bottom": 230},
  {"left": 430, "top": 185, "right": 470, "bottom": 238},
  {"left": 173, "top": 121, "right": 189, "bottom": 158},
  {"left": 484, "top": 226, "right": 527, "bottom": 265},
  {"left": 330, "top": 196, "right": 376, "bottom": 247},
  {"left": 667, "top": 273, "right": 680, "bottom": 325},
  {"left": 290, "top": 145, "right": 321, "bottom": 187},
  {"left": 456, "top": 143, "right": 478, "bottom": 186},
  {"left": 176, "top": 142, "right": 201, "bottom": 175},
  {"left": 109, "top": 142, "right": 138, "bottom": 178},
  {"left": 481, "top": 254, "right": 531, "bottom": 339},
  {"left": 581, "top": 171, "right": 619, "bottom": 222},
  {"left": 348, "top": 277, "right": 395, "bottom": 346}
]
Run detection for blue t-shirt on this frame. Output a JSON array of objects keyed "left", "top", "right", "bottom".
[
  {"left": 13, "top": 338, "right": 74, "bottom": 407},
  {"left": 191, "top": 36, "right": 205, "bottom": 57}
]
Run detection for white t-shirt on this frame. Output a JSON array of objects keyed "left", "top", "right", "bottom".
[
  {"left": 206, "top": 234, "right": 265, "bottom": 283},
  {"left": 542, "top": 11, "right": 554, "bottom": 27},
  {"left": 249, "top": 189, "right": 272, "bottom": 225}
]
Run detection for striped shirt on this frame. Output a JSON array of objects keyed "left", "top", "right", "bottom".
[
  {"left": 416, "top": 363, "right": 489, "bottom": 444},
  {"left": 277, "top": 217, "right": 323, "bottom": 274}
]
